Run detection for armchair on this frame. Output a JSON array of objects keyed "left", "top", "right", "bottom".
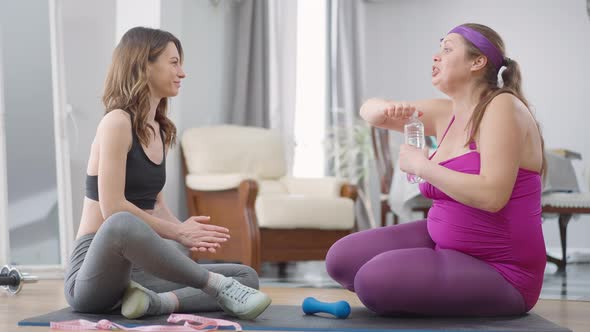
[
  {"left": 542, "top": 150, "right": 590, "bottom": 273},
  {"left": 180, "top": 125, "right": 358, "bottom": 272}
]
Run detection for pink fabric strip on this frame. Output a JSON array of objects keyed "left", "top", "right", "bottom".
[{"left": 50, "top": 313, "right": 242, "bottom": 331}]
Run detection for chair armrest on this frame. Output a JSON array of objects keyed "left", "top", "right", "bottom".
[
  {"left": 238, "top": 179, "right": 261, "bottom": 270},
  {"left": 185, "top": 173, "right": 258, "bottom": 191},
  {"left": 340, "top": 183, "right": 358, "bottom": 201},
  {"left": 185, "top": 178, "right": 262, "bottom": 271}
]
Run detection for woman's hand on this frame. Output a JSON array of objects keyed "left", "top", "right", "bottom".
[
  {"left": 383, "top": 102, "right": 423, "bottom": 121},
  {"left": 360, "top": 99, "right": 423, "bottom": 126},
  {"left": 175, "top": 216, "right": 231, "bottom": 253},
  {"left": 398, "top": 144, "right": 430, "bottom": 178}
]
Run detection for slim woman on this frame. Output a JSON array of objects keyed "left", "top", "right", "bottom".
[{"left": 64, "top": 27, "right": 271, "bottom": 320}]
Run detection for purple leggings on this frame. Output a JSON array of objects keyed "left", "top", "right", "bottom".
[{"left": 326, "top": 220, "right": 526, "bottom": 316}]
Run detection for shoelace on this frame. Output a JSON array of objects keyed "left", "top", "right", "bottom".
[
  {"left": 221, "top": 280, "right": 257, "bottom": 304},
  {"left": 50, "top": 313, "right": 242, "bottom": 331}
]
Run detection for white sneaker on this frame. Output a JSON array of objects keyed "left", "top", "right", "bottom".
[
  {"left": 216, "top": 278, "right": 271, "bottom": 320},
  {"left": 121, "top": 281, "right": 151, "bottom": 319}
]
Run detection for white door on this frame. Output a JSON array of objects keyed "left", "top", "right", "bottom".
[
  {"left": 0, "top": 24, "right": 9, "bottom": 266},
  {"left": 0, "top": 0, "right": 74, "bottom": 273}
]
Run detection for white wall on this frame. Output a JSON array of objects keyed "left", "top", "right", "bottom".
[
  {"left": 362, "top": 0, "right": 590, "bottom": 251},
  {"left": 116, "top": 0, "right": 160, "bottom": 42},
  {"left": 0, "top": 0, "right": 61, "bottom": 265},
  {"left": 0, "top": 0, "right": 56, "bottom": 202},
  {"left": 60, "top": 0, "right": 116, "bottom": 233}
]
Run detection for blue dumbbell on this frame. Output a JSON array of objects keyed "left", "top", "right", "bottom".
[{"left": 302, "top": 297, "right": 351, "bottom": 319}]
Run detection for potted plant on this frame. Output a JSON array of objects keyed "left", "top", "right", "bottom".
[{"left": 325, "top": 111, "right": 377, "bottom": 229}]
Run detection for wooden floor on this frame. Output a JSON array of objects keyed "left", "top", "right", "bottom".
[{"left": 1, "top": 280, "right": 589, "bottom": 331}]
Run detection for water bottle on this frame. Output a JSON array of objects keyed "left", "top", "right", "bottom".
[{"left": 404, "top": 111, "right": 425, "bottom": 184}]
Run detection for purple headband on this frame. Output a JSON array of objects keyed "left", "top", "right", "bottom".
[{"left": 448, "top": 25, "right": 504, "bottom": 71}]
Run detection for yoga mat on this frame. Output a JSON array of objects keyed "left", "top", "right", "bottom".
[{"left": 19, "top": 305, "right": 571, "bottom": 331}]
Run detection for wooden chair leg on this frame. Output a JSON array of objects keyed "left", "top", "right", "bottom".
[
  {"left": 381, "top": 201, "right": 387, "bottom": 227},
  {"left": 546, "top": 213, "right": 572, "bottom": 273},
  {"left": 277, "top": 262, "right": 288, "bottom": 279},
  {"left": 557, "top": 213, "right": 572, "bottom": 272}
]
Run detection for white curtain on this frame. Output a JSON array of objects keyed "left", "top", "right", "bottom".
[
  {"left": 228, "top": 0, "right": 270, "bottom": 127},
  {"left": 268, "top": 0, "right": 297, "bottom": 175},
  {"left": 228, "top": 0, "right": 297, "bottom": 174},
  {"left": 329, "top": 0, "right": 378, "bottom": 229}
]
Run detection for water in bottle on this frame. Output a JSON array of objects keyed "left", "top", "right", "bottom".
[{"left": 404, "top": 111, "right": 425, "bottom": 183}]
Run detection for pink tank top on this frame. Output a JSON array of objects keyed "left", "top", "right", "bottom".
[{"left": 419, "top": 116, "right": 546, "bottom": 311}]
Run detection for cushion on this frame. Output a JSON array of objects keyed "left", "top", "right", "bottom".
[
  {"left": 185, "top": 173, "right": 258, "bottom": 191},
  {"left": 181, "top": 125, "right": 286, "bottom": 179},
  {"left": 255, "top": 195, "right": 355, "bottom": 230},
  {"left": 258, "top": 180, "right": 288, "bottom": 195},
  {"left": 280, "top": 177, "right": 344, "bottom": 197}
]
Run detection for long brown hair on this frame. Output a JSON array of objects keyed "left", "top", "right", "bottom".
[
  {"left": 102, "top": 27, "right": 182, "bottom": 149},
  {"left": 459, "top": 23, "right": 546, "bottom": 176}
]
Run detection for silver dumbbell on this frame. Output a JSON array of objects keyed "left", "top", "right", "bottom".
[
  {"left": 0, "top": 265, "right": 38, "bottom": 295},
  {"left": 0, "top": 265, "right": 9, "bottom": 292}
]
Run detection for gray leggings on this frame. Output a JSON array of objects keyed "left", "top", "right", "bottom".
[{"left": 64, "top": 211, "right": 259, "bottom": 313}]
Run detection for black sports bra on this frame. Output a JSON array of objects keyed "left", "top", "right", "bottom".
[{"left": 86, "top": 112, "right": 166, "bottom": 210}]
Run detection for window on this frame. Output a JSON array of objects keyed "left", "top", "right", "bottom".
[{"left": 292, "top": 0, "right": 327, "bottom": 178}]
